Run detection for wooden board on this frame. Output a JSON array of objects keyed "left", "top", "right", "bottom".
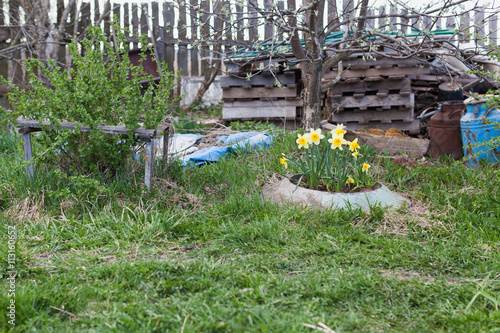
[
  {"left": 222, "top": 106, "right": 297, "bottom": 120},
  {"left": 331, "top": 108, "right": 414, "bottom": 123},
  {"left": 340, "top": 120, "right": 421, "bottom": 134},
  {"left": 329, "top": 93, "right": 414, "bottom": 110},
  {"left": 222, "top": 86, "right": 298, "bottom": 100},
  {"left": 342, "top": 57, "right": 427, "bottom": 70},
  {"left": 17, "top": 119, "right": 156, "bottom": 138},
  {"left": 220, "top": 71, "right": 297, "bottom": 88},
  {"left": 323, "top": 66, "right": 431, "bottom": 80},
  {"left": 224, "top": 99, "right": 303, "bottom": 108},
  {"left": 328, "top": 78, "right": 411, "bottom": 96}
]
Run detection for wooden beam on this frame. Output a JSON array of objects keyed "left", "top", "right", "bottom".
[
  {"left": 144, "top": 140, "right": 154, "bottom": 191},
  {"left": 17, "top": 120, "right": 156, "bottom": 138},
  {"left": 23, "top": 132, "right": 34, "bottom": 179}
]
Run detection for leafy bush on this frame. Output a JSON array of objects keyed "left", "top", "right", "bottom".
[{"left": 3, "top": 24, "right": 176, "bottom": 178}]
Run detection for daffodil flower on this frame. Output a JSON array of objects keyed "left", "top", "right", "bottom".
[
  {"left": 280, "top": 157, "right": 288, "bottom": 169},
  {"left": 348, "top": 138, "right": 360, "bottom": 151},
  {"left": 308, "top": 129, "right": 325, "bottom": 145},
  {"left": 352, "top": 151, "right": 359, "bottom": 159},
  {"left": 296, "top": 134, "right": 310, "bottom": 149},
  {"left": 362, "top": 163, "right": 371, "bottom": 172},
  {"left": 346, "top": 176, "right": 355, "bottom": 184},
  {"left": 331, "top": 123, "right": 346, "bottom": 136},
  {"left": 328, "top": 133, "right": 347, "bottom": 150}
]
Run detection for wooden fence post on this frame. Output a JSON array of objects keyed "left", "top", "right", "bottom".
[
  {"left": 145, "top": 139, "right": 155, "bottom": 191},
  {"left": 22, "top": 131, "right": 34, "bottom": 179}
]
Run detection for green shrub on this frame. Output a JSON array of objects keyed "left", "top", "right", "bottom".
[{"left": 3, "top": 24, "right": 176, "bottom": 178}]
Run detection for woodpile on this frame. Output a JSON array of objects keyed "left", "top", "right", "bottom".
[
  {"left": 221, "top": 52, "right": 480, "bottom": 133},
  {"left": 220, "top": 70, "right": 302, "bottom": 121}
]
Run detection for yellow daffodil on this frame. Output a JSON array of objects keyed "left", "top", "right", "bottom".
[
  {"left": 280, "top": 157, "right": 288, "bottom": 169},
  {"left": 346, "top": 176, "right": 355, "bottom": 184},
  {"left": 328, "top": 133, "right": 347, "bottom": 150},
  {"left": 308, "top": 129, "right": 325, "bottom": 145},
  {"left": 331, "top": 123, "right": 346, "bottom": 136},
  {"left": 296, "top": 134, "right": 310, "bottom": 149},
  {"left": 362, "top": 163, "right": 371, "bottom": 172},
  {"left": 348, "top": 138, "right": 360, "bottom": 151},
  {"left": 352, "top": 151, "right": 359, "bottom": 159}
]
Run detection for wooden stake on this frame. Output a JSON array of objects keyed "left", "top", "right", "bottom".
[
  {"left": 23, "top": 131, "right": 34, "bottom": 179},
  {"left": 145, "top": 139, "right": 154, "bottom": 191}
]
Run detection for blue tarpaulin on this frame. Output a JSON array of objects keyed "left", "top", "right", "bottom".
[{"left": 179, "top": 132, "right": 273, "bottom": 167}]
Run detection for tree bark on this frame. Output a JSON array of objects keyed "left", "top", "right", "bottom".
[{"left": 301, "top": 60, "right": 323, "bottom": 131}]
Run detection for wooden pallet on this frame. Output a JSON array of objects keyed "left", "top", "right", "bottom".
[
  {"left": 329, "top": 78, "right": 412, "bottom": 98},
  {"left": 222, "top": 85, "right": 299, "bottom": 101},
  {"left": 342, "top": 119, "right": 421, "bottom": 134},
  {"left": 329, "top": 93, "right": 415, "bottom": 111},
  {"left": 222, "top": 99, "right": 302, "bottom": 121},
  {"left": 331, "top": 107, "right": 414, "bottom": 123},
  {"left": 324, "top": 66, "right": 432, "bottom": 80},
  {"left": 220, "top": 71, "right": 298, "bottom": 88}
]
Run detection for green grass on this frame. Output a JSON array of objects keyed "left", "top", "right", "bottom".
[{"left": 1, "top": 129, "right": 500, "bottom": 332}]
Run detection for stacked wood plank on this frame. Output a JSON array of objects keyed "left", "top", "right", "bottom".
[
  {"left": 221, "top": 70, "right": 302, "bottom": 121},
  {"left": 323, "top": 55, "right": 426, "bottom": 134},
  {"left": 323, "top": 54, "right": 476, "bottom": 134}
]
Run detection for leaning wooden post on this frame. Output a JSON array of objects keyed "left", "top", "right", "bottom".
[
  {"left": 22, "top": 131, "right": 34, "bottom": 179},
  {"left": 162, "top": 127, "right": 169, "bottom": 176},
  {"left": 144, "top": 139, "right": 155, "bottom": 191}
]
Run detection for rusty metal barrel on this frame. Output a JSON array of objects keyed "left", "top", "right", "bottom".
[{"left": 428, "top": 100, "right": 465, "bottom": 159}]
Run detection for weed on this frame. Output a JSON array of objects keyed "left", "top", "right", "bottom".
[{"left": 1, "top": 128, "right": 500, "bottom": 331}]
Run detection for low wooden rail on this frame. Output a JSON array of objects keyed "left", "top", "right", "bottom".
[{"left": 17, "top": 119, "right": 165, "bottom": 191}]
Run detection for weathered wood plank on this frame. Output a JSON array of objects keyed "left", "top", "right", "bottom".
[
  {"left": 264, "top": 0, "right": 272, "bottom": 39},
  {"left": 222, "top": 106, "right": 297, "bottom": 120},
  {"left": 144, "top": 140, "right": 154, "bottom": 191},
  {"left": 140, "top": 3, "right": 148, "bottom": 42},
  {"left": 131, "top": 3, "right": 139, "bottom": 49},
  {"left": 248, "top": 3, "right": 258, "bottom": 42},
  {"left": 123, "top": 3, "right": 130, "bottom": 50},
  {"left": 17, "top": 120, "right": 156, "bottom": 138},
  {"left": 103, "top": 0, "right": 111, "bottom": 36},
  {"left": 190, "top": 0, "right": 199, "bottom": 75},
  {"left": 79, "top": 2, "right": 91, "bottom": 37},
  {"left": 163, "top": 1, "right": 175, "bottom": 72},
  {"left": 177, "top": 0, "right": 188, "bottom": 75},
  {"left": 220, "top": 72, "right": 297, "bottom": 87},
  {"left": 199, "top": 0, "right": 209, "bottom": 73},
  {"left": 342, "top": 120, "right": 421, "bottom": 134},
  {"left": 327, "top": 0, "right": 339, "bottom": 30},
  {"left": 162, "top": 127, "right": 169, "bottom": 176},
  {"left": 324, "top": 66, "right": 431, "bottom": 80},
  {"left": 340, "top": 56, "right": 426, "bottom": 70},
  {"left": 224, "top": 99, "right": 303, "bottom": 108},
  {"left": 151, "top": 2, "right": 160, "bottom": 59},
  {"left": 389, "top": 5, "right": 397, "bottom": 28},
  {"left": 475, "top": 9, "right": 485, "bottom": 46},
  {"left": 328, "top": 78, "right": 411, "bottom": 95},
  {"left": 236, "top": 1, "right": 244, "bottom": 41},
  {"left": 331, "top": 108, "right": 414, "bottom": 123},
  {"left": 460, "top": 11, "right": 470, "bottom": 43},
  {"left": 23, "top": 132, "right": 34, "bottom": 179},
  {"left": 222, "top": 86, "right": 298, "bottom": 99},
  {"left": 490, "top": 13, "right": 498, "bottom": 46},
  {"left": 330, "top": 93, "right": 414, "bottom": 110},
  {"left": 94, "top": 0, "right": 100, "bottom": 27}
]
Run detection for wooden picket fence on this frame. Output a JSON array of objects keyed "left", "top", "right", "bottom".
[{"left": 0, "top": 0, "right": 499, "bottom": 85}]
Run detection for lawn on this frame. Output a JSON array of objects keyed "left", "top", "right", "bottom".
[{"left": 0, "top": 125, "right": 499, "bottom": 332}]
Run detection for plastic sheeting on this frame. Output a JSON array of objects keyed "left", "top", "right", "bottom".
[{"left": 179, "top": 132, "right": 273, "bottom": 167}]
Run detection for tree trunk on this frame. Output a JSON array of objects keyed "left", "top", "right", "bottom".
[
  {"left": 192, "top": 64, "right": 218, "bottom": 105},
  {"left": 301, "top": 61, "right": 323, "bottom": 131}
]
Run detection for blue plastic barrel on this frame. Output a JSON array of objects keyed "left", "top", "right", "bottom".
[{"left": 461, "top": 96, "right": 500, "bottom": 166}]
